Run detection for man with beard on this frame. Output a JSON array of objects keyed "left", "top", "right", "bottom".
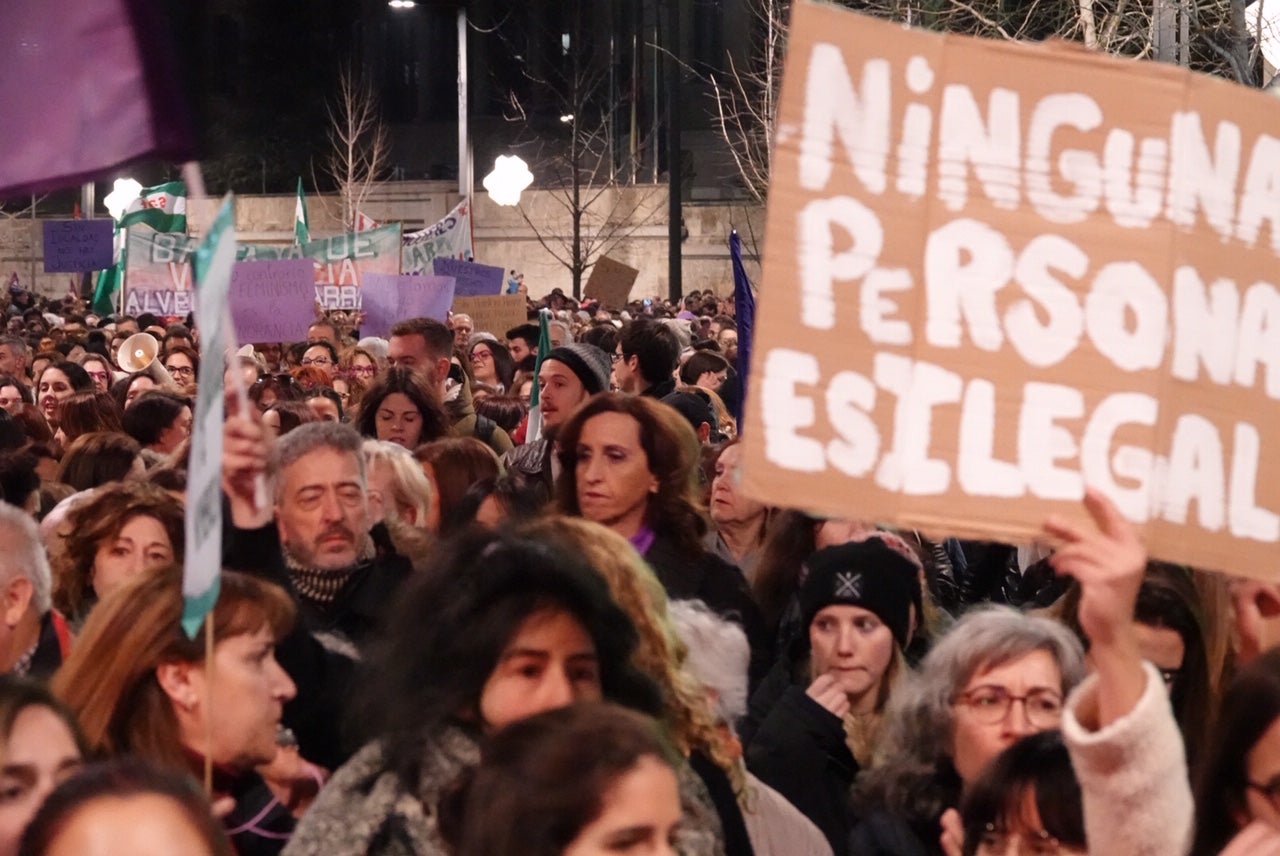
[{"left": 221, "top": 419, "right": 410, "bottom": 656}]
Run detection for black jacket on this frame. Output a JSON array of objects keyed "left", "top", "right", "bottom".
[
  {"left": 741, "top": 647, "right": 858, "bottom": 856},
  {"left": 222, "top": 518, "right": 411, "bottom": 652},
  {"left": 643, "top": 531, "right": 772, "bottom": 691}
]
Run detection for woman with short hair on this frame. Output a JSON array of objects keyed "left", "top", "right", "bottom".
[
  {"left": 52, "top": 481, "right": 183, "bottom": 624},
  {"left": 355, "top": 367, "right": 452, "bottom": 451},
  {"left": 54, "top": 432, "right": 144, "bottom": 492},
  {"left": 122, "top": 390, "right": 193, "bottom": 460},
  {"left": 439, "top": 703, "right": 681, "bottom": 856}
]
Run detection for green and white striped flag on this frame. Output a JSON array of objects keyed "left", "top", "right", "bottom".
[
  {"left": 119, "top": 180, "right": 187, "bottom": 233},
  {"left": 524, "top": 310, "right": 553, "bottom": 443},
  {"left": 182, "top": 194, "right": 237, "bottom": 638},
  {"left": 294, "top": 177, "right": 310, "bottom": 245}
]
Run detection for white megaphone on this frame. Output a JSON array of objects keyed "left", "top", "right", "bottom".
[{"left": 116, "top": 333, "right": 176, "bottom": 387}]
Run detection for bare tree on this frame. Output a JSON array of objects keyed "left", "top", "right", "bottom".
[
  {"left": 497, "top": 2, "right": 662, "bottom": 299},
  {"left": 324, "top": 67, "right": 390, "bottom": 232},
  {"left": 710, "top": 0, "right": 788, "bottom": 206},
  {"left": 709, "top": 0, "right": 1257, "bottom": 208}
]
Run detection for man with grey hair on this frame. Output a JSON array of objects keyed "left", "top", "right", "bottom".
[
  {"left": 222, "top": 419, "right": 411, "bottom": 653},
  {"left": 0, "top": 503, "right": 69, "bottom": 679},
  {"left": 0, "top": 336, "right": 30, "bottom": 380}
]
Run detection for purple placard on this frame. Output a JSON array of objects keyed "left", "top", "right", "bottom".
[
  {"left": 42, "top": 219, "right": 114, "bottom": 272},
  {"left": 229, "top": 259, "right": 316, "bottom": 343},
  {"left": 432, "top": 256, "right": 504, "bottom": 297},
  {"left": 361, "top": 274, "right": 456, "bottom": 338}
]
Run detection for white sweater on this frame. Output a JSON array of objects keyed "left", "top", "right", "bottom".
[{"left": 1061, "top": 661, "right": 1195, "bottom": 856}]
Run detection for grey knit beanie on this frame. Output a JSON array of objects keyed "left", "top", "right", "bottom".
[{"left": 543, "top": 343, "right": 611, "bottom": 394}]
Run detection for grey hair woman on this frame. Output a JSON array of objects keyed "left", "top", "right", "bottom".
[{"left": 851, "top": 606, "right": 1086, "bottom": 855}]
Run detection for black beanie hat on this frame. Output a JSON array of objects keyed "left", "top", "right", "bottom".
[
  {"left": 798, "top": 539, "right": 920, "bottom": 647},
  {"left": 543, "top": 343, "right": 611, "bottom": 395}
]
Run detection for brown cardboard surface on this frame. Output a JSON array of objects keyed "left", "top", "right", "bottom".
[
  {"left": 740, "top": 1, "right": 1280, "bottom": 579},
  {"left": 452, "top": 294, "right": 528, "bottom": 340},
  {"left": 584, "top": 256, "right": 641, "bottom": 309}
]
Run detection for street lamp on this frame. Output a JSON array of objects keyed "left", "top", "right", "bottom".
[
  {"left": 483, "top": 156, "right": 533, "bottom": 206},
  {"left": 103, "top": 178, "right": 142, "bottom": 221},
  {"left": 388, "top": 0, "right": 416, "bottom": 8}
]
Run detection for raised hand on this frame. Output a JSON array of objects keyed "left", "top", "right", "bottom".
[
  {"left": 222, "top": 398, "right": 272, "bottom": 529},
  {"left": 1043, "top": 487, "right": 1146, "bottom": 649},
  {"left": 1043, "top": 487, "right": 1147, "bottom": 727}
]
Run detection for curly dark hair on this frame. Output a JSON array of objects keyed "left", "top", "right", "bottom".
[
  {"left": 554, "top": 393, "right": 706, "bottom": 556},
  {"left": 354, "top": 366, "right": 452, "bottom": 446},
  {"left": 354, "top": 528, "right": 662, "bottom": 789},
  {"left": 53, "top": 481, "right": 185, "bottom": 622}
]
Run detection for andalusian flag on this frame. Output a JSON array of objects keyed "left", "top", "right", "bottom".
[
  {"left": 524, "top": 310, "right": 553, "bottom": 443},
  {"left": 119, "top": 180, "right": 186, "bottom": 233},
  {"left": 91, "top": 262, "right": 123, "bottom": 315},
  {"left": 294, "top": 178, "right": 310, "bottom": 245}
]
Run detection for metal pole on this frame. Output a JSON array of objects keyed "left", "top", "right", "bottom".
[
  {"left": 457, "top": 7, "right": 470, "bottom": 200},
  {"left": 666, "top": 0, "right": 682, "bottom": 302}
]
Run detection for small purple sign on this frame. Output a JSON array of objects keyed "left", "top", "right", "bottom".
[
  {"left": 432, "top": 256, "right": 504, "bottom": 297},
  {"left": 42, "top": 219, "right": 114, "bottom": 272},
  {"left": 229, "top": 258, "right": 316, "bottom": 343},
  {"left": 360, "top": 273, "right": 456, "bottom": 338}
]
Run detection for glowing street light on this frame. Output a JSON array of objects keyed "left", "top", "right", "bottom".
[
  {"left": 103, "top": 178, "right": 143, "bottom": 221},
  {"left": 483, "top": 155, "right": 533, "bottom": 206},
  {"left": 388, "top": 0, "right": 416, "bottom": 8}
]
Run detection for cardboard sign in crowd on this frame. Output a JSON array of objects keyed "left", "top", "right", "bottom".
[{"left": 740, "top": 1, "right": 1280, "bottom": 579}]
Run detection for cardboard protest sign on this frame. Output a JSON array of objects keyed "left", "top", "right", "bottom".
[
  {"left": 228, "top": 259, "right": 315, "bottom": 343},
  {"left": 124, "top": 226, "right": 198, "bottom": 317},
  {"left": 402, "top": 198, "right": 473, "bottom": 272},
  {"left": 740, "top": 1, "right": 1280, "bottom": 579},
  {"left": 433, "top": 256, "right": 505, "bottom": 296},
  {"left": 239, "top": 223, "right": 403, "bottom": 310},
  {"left": 42, "top": 219, "right": 114, "bottom": 272},
  {"left": 360, "top": 273, "right": 456, "bottom": 337},
  {"left": 584, "top": 256, "right": 640, "bottom": 309},
  {"left": 453, "top": 294, "right": 528, "bottom": 339}
]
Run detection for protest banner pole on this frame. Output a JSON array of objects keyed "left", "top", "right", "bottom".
[{"left": 203, "top": 613, "right": 213, "bottom": 795}]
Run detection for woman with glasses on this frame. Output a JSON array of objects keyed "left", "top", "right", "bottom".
[
  {"left": 339, "top": 346, "right": 379, "bottom": 384},
  {"left": 300, "top": 342, "right": 339, "bottom": 378},
  {"left": 160, "top": 344, "right": 200, "bottom": 396},
  {"left": 468, "top": 340, "right": 514, "bottom": 393},
  {"left": 958, "top": 730, "right": 1085, "bottom": 856},
  {"left": 72, "top": 353, "right": 114, "bottom": 394},
  {"left": 855, "top": 490, "right": 1193, "bottom": 856}
]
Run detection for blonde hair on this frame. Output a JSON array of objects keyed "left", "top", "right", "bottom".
[
  {"left": 518, "top": 517, "right": 741, "bottom": 789},
  {"left": 361, "top": 439, "right": 434, "bottom": 527}
]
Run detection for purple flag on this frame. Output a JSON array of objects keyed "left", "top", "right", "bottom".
[
  {"left": 729, "top": 230, "right": 755, "bottom": 429},
  {"left": 0, "top": 0, "right": 193, "bottom": 196}
]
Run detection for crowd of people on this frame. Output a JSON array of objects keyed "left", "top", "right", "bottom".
[{"left": 0, "top": 284, "right": 1273, "bottom": 855}]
